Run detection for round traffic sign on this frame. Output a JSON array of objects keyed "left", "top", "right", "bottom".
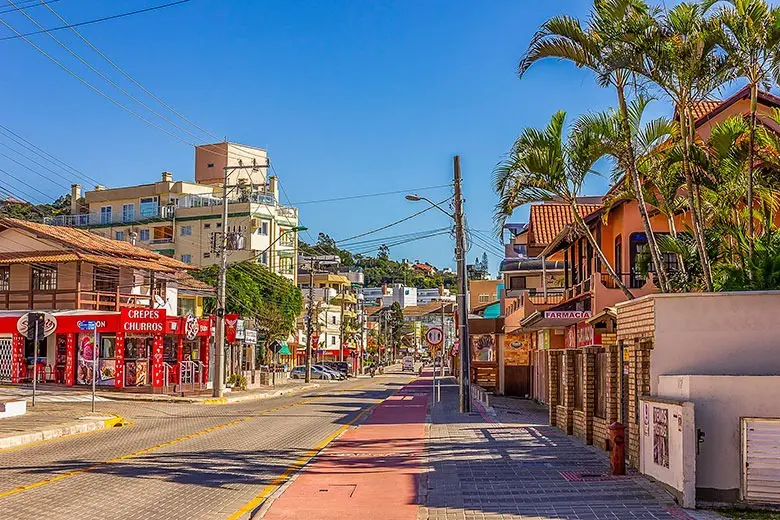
[{"left": 425, "top": 327, "right": 443, "bottom": 346}]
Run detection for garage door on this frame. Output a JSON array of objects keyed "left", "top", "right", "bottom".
[{"left": 743, "top": 418, "right": 780, "bottom": 504}]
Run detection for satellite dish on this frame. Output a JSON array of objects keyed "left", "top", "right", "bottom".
[{"left": 154, "top": 295, "right": 166, "bottom": 308}]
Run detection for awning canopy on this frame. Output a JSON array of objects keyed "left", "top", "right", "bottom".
[{"left": 517, "top": 309, "right": 593, "bottom": 332}]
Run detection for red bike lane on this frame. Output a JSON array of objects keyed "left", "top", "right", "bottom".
[{"left": 261, "top": 375, "right": 431, "bottom": 520}]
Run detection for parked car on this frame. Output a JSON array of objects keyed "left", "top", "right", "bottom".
[
  {"left": 291, "top": 366, "right": 332, "bottom": 380},
  {"left": 324, "top": 361, "right": 350, "bottom": 377},
  {"left": 314, "top": 364, "right": 345, "bottom": 380},
  {"left": 402, "top": 356, "right": 415, "bottom": 372}
]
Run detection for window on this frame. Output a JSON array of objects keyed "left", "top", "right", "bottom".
[
  {"left": 100, "top": 206, "right": 112, "bottom": 224},
  {"left": 557, "top": 357, "right": 565, "bottom": 405},
  {"left": 178, "top": 297, "right": 196, "bottom": 317},
  {"left": 122, "top": 203, "right": 135, "bottom": 223},
  {"left": 331, "top": 315, "right": 337, "bottom": 325},
  {"left": 614, "top": 235, "right": 623, "bottom": 275},
  {"left": 181, "top": 254, "right": 192, "bottom": 264},
  {"left": 139, "top": 196, "right": 159, "bottom": 218},
  {"left": 216, "top": 222, "right": 222, "bottom": 229},
  {"left": 204, "top": 223, "right": 211, "bottom": 229},
  {"left": 115, "top": 231, "right": 125, "bottom": 241},
  {"left": 255, "top": 221, "right": 269, "bottom": 235},
  {"left": 0, "top": 266, "right": 8, "bottom": 291},
  {"left": 153, "top": 226, "right": 173, "bottom": 242},
  {"left": 180, "top": 225, "right": 192, "bottom": 236},
  {"left": 331, "top": 336, "right": 336, "bottom": 345},
  {"left": 594, "top": 352, "right": 607, "bottom": 419},
  {"left": 478, "top": 294, "right": 490, "bottom": 303},
  {"left": 574, "top": 352, "right": 583, "bottom": 411},
  {"left": 203, "top": 252, "right": 211, "bottom": 258},
  {"left": 100, "top": 335, "right": 116, "bottom": 359},
  {"left": 207, "top": 163, "right": 214, "bottom": 168},
  {"left": 32, "top": 265, "right": 57, "bottom": 290},
  {"left": 257, "top": 252, "right": 268, "bottom": 265},
  {"left": 509, "top": 276, "right": 526, "bottom": 290},
  {"left": 139, "top": 229, "right": 150, "bottom": 242},
  {"left": 93, "top": 266, "right": 119, "bottom": 292}
]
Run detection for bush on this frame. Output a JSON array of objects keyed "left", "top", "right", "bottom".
[{"left": 226, "top": 373, "right": 247, "bottom": 391}]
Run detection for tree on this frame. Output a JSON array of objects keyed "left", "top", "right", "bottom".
[
  {"left": 706, "top": 0, "right": 780, "bottom": 266},
  {"left": 377, "top": 244, "right": 390, "bottom": 261},
  {"left": 636, "top": 3, "right": 731, "bottom": 291},
  {"left": 494, "top": 110, "right": 634, "bottom": 299},
  {"left": 519, "top": 0, "right": 671, "bottom": 292},
  {"left": 388, "top": 302, "right": 405, "bottom": 360}
]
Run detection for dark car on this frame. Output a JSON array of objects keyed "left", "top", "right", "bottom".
[{"left": 324, "top": 361, "right": 350, "bottom": 377}]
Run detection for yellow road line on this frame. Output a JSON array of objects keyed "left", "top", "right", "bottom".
[
  {"left": 227, "top": 402, "right": 380, "bottom": 520},
  {"left": 0, "top": 377, "right": 385, "bottom": 501}
]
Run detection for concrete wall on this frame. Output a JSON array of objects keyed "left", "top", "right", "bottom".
[
  {"left": 651, "top": 292, "right": 780, "bottom": 393},
  {"left": 657, "top": 375, "right": 780, "bottom": 502}
]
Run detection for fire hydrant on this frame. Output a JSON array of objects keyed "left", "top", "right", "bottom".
[{"left": 608, "top": 422, "right": 626, "bottom": 475}]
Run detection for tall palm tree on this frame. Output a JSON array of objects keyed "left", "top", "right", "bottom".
[
  {"left": 637, "top": 2, "right": 731, "bottom": 291},
  {"left": 494, "top": 111, "right": 635, "bottom": 299},
  {"left": 517, "top": 0, "right": 671, "bottom": 292},
  {"left": 705, "top": 0, "right": 780, "bottom": 265}
]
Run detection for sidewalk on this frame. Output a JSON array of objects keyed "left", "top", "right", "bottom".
[
  {"left": 421, "top": 383, "right": 685, "bottom": 520},
  {"left": 261, "top": 375, "right": 431, "bottom": 520}
]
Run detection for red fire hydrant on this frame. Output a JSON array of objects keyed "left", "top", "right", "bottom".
[{"left": 608, "top": 422, "right": 626, "bottom": 475}]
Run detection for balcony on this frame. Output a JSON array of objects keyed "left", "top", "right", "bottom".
[
  {"left": 0, "top": 289, "right": 152, "bottom": 311},
  {"left": 562, "top": 272, "right": 659, "bottom": 309},
  {"left": 44, "top": 205, "right": 175, "bottom": 228}
]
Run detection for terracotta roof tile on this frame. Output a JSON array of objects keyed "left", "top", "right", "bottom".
[
  {"left": 402, "top": 301, "right": 455, "bottom": 317},
  {"left": 0, "top": 251, "right": 80, "bottom": 264},
  {"left": 0, "top": 218, "right": 191, "bottom": 271},
  {"left": 529, "top": 203, "right": 601, "bottom": 246},
  {"left": 690, "top": 99, "right": 722, "bottom": 120},
  {"left": 176, "top": 271, "right": 216, "bottom": 295}
]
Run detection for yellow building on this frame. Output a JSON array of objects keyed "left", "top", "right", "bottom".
[
  {"left": 45, "top": 142, "right": 299, "bottom": 283},
  {"left": 298, "top": 273, "right": 359, "bottom": 360}
]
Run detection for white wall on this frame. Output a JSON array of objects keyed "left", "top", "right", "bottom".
[
  {"left": 657, "top": 375, "right": 780, "bottom": 501},
  {"left": 651, "top": 292, "right": 780, "bottom": 394}
]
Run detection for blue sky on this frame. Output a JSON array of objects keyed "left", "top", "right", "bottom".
[{"left": 0, "top": 0, "right": 738, "bottom": 272}]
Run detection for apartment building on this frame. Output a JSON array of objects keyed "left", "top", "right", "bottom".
[{"left": 44, "top": 142, "right": 299, "bottom": 283}]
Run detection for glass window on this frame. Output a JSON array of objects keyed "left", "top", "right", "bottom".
[
  {"left": 139, "top": 196, "right": 159, "bottom": 218},
  {"left": 153, "top": 226, "right": 173, "bottom": 241},
  {"left": 255, "top": 221, "right": 269, "bottom": 235},
  {"left": 478, "top": 294, "right": 490, "bottom": 303},
  {"left": 139, "top": 229, "right": 150, "bottom": 242},
  {"left": 204, "top": 223, "right": 211, "bottom": 229},
  {"left": 122, "top": 203, "right": 135, "bottom": 222},
  {"left": 0, "top": 266, "right": 8, "bottom": 291},
  {"left": 331, "top": 336, "right": 336, "bottom": 345},
  {"left": 100, "top": 335, "right": 116, "bottom": 359},
  {"left": 180, "top": 225, "right": 192, "bottom": 236},
  {"left": 115, "top": 231, "right": 125, "bottom": 241},
  {"left": 181, "top": 254, "right": 192, "bottom": 264},
  {"left": 32, "top": 265, "right": 57, "bottom": 290},
  {"left": 100, "top": 206, "right": 112, "bottom": 224},
  {"left": 178, "top": 297, "right": 196, "bottom": 317},
  {"left": 509, "top": 276, "right": 526, "bottom": 290}
]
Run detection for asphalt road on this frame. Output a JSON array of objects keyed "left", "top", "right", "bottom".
[{"left": 0, "top": 372, "right": 414, "bottom": 520}]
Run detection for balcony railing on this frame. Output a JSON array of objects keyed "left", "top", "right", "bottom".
[
  {"left": 0, "top": 289, "right": 152, "bottom": 311},
  {"left": 44, "top": 205, "right": 175, "bottom": 228}
]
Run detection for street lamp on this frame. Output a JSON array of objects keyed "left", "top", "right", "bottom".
[{"left": 405, "top": 194, "right": 454, "bottom": 218}]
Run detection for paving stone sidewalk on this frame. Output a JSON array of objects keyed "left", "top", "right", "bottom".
[{"left": 419, "top": 381, "right": 688, "bottom": 520}]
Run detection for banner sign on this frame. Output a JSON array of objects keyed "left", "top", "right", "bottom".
[
  {"left": 225, "top": 313, "right": 239, "bottom": 343},
  {"left": 121, "top": 308, "right": 166, "bottom": 334},
  {"left": 544, "top": 310, "right": 592, "bottom": 320},
  {"left": 244, "top": 329, "right": 258, "bottom": 344},
  {"left": 565, "top": 322, "right": 602, "bottom": 348}
]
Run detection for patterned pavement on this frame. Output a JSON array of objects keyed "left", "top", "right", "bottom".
[
  {"left": 419, "top": 381, "right": 681, "bottom": 520},
  {"left": 0, "top": 373, "right": 414, "bottom": 520}
]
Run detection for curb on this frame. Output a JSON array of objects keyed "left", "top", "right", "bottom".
[
  {"left": 0, "top": 414, "right": 126, "bottom": 450},
  {"left": 200, "top": 383, "right": 320, "bottom": 405}
]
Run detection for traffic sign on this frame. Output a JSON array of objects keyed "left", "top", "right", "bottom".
[
  {"left": 16, "top": 312, "right": 57, "bottom": 340},
  {"left": 79, "top": 320, "right": 97, "bottom": 331},
  {"left": 425, "top": 327, "right": 443, "bottom": 346}
]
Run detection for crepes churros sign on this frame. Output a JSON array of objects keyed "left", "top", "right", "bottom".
[{"left": 121, "top": 308, "right": 166, "bottom": 333}]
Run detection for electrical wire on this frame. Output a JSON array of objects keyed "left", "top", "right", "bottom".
[{"left": 0, "top": 0, "right": 193, "bottom": 42}]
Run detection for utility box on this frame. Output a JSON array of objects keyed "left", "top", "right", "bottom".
[{"left": 639, "top": 397, "right": 696, "bottom": 508}]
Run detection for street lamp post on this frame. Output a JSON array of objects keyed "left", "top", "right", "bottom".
[{"left": 406, "top": 155, "right": 471, "bottom": 413}]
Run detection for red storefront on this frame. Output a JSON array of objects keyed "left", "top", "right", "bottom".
[{"left": 0, "top": 309, "right": 214, "bottom": 391}]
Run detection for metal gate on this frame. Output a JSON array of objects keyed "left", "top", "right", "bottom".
[
  {"left": 0, "top": 337, "right": 13, "bottom": 382},
  {"left": 742, "top": 418, "right": 780, "bottom": 504}
]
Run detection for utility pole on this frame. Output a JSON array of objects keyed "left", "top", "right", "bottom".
[
  {"left": 305, "top": 269, "right": 315, "bottom": 383},
  {"left": 213, "top": 161, "right": 255, "bottom": 398},
  {"left": 453, "top": 155, "right": 471, "bottom": 413}
]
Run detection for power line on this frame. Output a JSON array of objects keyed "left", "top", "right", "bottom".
[
  {"left": 0, "top": 0, "right": 64, "bottom": 16},
  {"left": 292, "top": 184, "right": 453, "bottom": 206},
  {"left": 335, "top": 198, "right": 451, "bottom": 244},
  {"left": 0, "top": 0, "right": 193, "bottom": 42}
]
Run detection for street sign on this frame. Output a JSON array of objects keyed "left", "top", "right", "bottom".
[
  {"left": 16, "top": 312, "right": 57, "bottom": 340},
  {"left": 78, "top": 321, "right": 97, "bottom": 331},
  {"left": 425, "top": 327, "right": 443, "bottom": 347}
]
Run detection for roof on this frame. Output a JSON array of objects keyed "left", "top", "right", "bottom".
[
  {"left": 412, "top": 263, "right": 435, "bottom": 272},
  {"left": 528, "top": 203, "right": 601, "bottom": 246},
  {"left": 176, "top": 272, "right": 216, "bottom": 296},
  {"left": 689, "top": 99, "right": 721, "bottom": 120},
  {"left": 402, "top": 301, "right": 456, "bottom": 318},
  {"left": 693, "top": 86, "right": 780, "bottom": 127},
  {"left": 0, "top": 250, "right": 180, "bottom": 273},
  {"left": 0, "top": 218, "right": 191, "bottom": 272}
]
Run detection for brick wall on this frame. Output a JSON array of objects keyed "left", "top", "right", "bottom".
[
  {"left": 548, "top": 350, "right": 563, "bottom": 426},
  {"left": 627, "top": 341, "right": 652, "bottom": 468},
  {"left": 616, "top": 297, "right": 655, "bottom": 342},
  {"left": 593, "top": 341, "right": 621, "bottom": 451},
  {"left": 555, "top": 349, "right": 576, "bottom": 434},
  {"left": 573, "top": 347, "right": 598, "bottom": 444}
]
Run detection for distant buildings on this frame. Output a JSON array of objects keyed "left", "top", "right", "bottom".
[
  {"left": 358, "top": 283, "right": 455, "bottom": 308},
  {"left": 43, "top": 142, "right": 300, "bottom": 283}
]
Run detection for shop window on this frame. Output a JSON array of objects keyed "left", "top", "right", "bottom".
[
  {"left": 0, "top": 266, "right": 8, "bottom": 291},
  {"left": 574, "top": 352, "right": 583, "bottom": 410},
  {"left": 594, "top": 352, "right": 607, "bottom": 419},
  {"left": 32, "top": 265, "right": 57, "bottom": 290},
  {"left": 100, "top": 335, "right": 116, "bottom": 359},
  {"left": 164, "top": 336, "right": 176, "bottom": 361},
  {"left": 94, "top": 266, "right": 119, "bottom": 292}
]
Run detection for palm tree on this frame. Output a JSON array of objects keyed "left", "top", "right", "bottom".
[
  {"left": 494, "top": 111, "right": 634, "bottom": 299},
  {"left": 705, "top": 0, "right": 780, "bottom": 265},
  {"left": 517, "top": 0, "right": 671, "bottom": 292},
  {"left": 636, "top": 2, "right": 731, "bottom": 291}
]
